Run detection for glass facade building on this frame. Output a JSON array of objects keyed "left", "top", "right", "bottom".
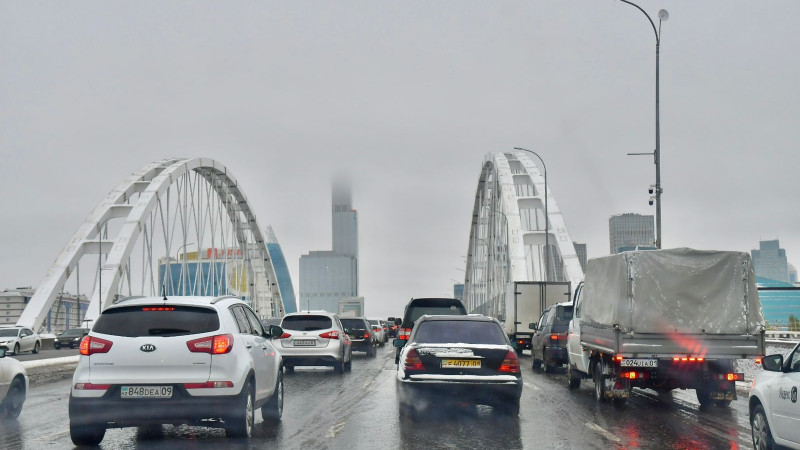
[
  {"left": 609, "top": 213, "right": 655, "bottom": 254},
  {"left": 266, "top": 226, "right": 297, "bottom": 314},
  {"left": 752, "top": 239, "right": 790, "bottom": 283}
]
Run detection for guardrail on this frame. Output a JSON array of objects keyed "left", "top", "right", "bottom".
[{"left": 765, "top": 330, "right": 800, "bottom": 341}]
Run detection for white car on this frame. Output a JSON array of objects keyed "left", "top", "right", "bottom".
[
  {"left": 0, "top": 348, "right": 28, "bottom": 419},
  {"left": 0, "top": 326, "right": 41, "bottom": 355},
  {"left": 368, "top": 319, "right": 386, "bottom": 346},
  {"left": 69, "top": 295, "right": 285, "bottom": 445},
  {"left": 279, "top": 311, "right": 352, "bottom": 373},
  {"left": 749, "top": 342, "right": 800, "bottom": 449}
]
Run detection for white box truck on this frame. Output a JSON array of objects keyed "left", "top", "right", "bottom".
[
  {"left": 502, "top": 281, "right": 571, "bottom": 351},
  {"left": 565, "top": 248, "right": 765, "bottom": 407}
]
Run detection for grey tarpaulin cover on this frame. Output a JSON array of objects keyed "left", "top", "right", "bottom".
[{"left": 582, "top": 248, "right": 764, "bottom": 334}]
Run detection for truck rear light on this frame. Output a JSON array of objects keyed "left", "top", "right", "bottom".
[
  {"left": 614, "top": 356, "right": 623, "bottom": 362},
  {"left": 721, "top": 372, "right": 744, "bottom": 382},
  {"left": 672, "top": 356, "right": 704, "bottom": 363},
  {"left": 404, "top": 348, "right": 425, "bottom": 371},
  {"left": 398, "top": 328, "right": 412, "bottom": 340},
  {"left": 186, "top": 334, "right": 234, "bottom": 354},
  {"left": 499, "top": 350, "right": 520, "bottom": 374},
  {"left": 74, "top": 382, "right": 111, "bottom": 390},
  {"left": 79, "top": 336, "right": 113, "bottom": 356},
  {"left": 184, "top": 381, "right": 234, "bottom": 389},
  {"left": 754, "top": 356, "right": 762, "bottom": 365},
  {"left": 620, "top": 371, "right": 648, "bottom": 380},
  {"left": 319, "top": 331, "right": 339, "bottom": 339}
]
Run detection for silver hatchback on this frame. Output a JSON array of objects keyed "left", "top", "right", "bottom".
[{"left": 278, "top": 312, "right": 352, "bottom": 373}]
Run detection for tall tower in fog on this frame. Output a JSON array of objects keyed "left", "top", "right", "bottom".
[{"left": 299, "top": 179, "right": 360, "bottom": 312}]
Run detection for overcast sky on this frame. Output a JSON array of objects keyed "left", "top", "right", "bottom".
[{"left": 2, "top": 1, "right": 798, "bottom": 318}]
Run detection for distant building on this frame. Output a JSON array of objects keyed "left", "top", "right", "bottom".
[
  {"left": 1, "top": 288, "right": 87, "bottom": 333},
  {"left": 756, "top": 277, "right": 800, "bottom": 330},
  {"left": 453, "top": 283, "right": 464, "bottom": 301},
  {"left": 789, "top": 263, "right": 797, "bottom": 284},
  {"left": 752, "top": 239, "right": 790, "bottom": 283},
  {"left": 299, "top": 179, "right": 360, "bottom": 313},
  {"left": 609, "top": 213, "right": 655, "bottom": 254},
  {"left": 573, "top": 243, "right": 587, "bottom": 272},
  {"left": 265, "top": 226, "right": 298, "bottom": 314}
]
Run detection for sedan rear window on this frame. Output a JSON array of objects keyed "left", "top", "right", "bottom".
[
  {"left": 281, "top": 315, "right": 332, "bottom": 331},
  {"left": 93, "top": 306, "right": 220, "bottom": 337},
  {"left": 413, "top": 321, "right": 507, "bottom": 345}
]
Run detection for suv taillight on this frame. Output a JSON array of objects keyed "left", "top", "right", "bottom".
[
  {"left": 186, "top": 334, "right": 234, "bottom": 354},
  {"left": 499, "top": 350, "right": 520, "bottom": 374},
  {"left": 404, "top": 348, "right": 425, "bottom": 371},
  {"left": 319, "top": 330, "right": 339, "bottom": 340},
  {"left": 79, "top": 336, "right": 113, "bottom": 356},
  {"left": 398, "top": 328, "right": 412, "bottom": 340}
]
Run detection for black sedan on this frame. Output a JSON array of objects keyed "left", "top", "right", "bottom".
[
  {"left": 395, "top": 315, "right": 522, "bottom": 416},
  {"left": 53, "top": 328, "right": 89, "bottom": 349}
]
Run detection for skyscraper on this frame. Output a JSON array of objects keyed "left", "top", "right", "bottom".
[
  {"left": 299, "top": 180, "right": 359, "bottom": 312},
  {"left": 609, "top": 213, "right": 655, "bottom": 254},
  {"left": 752, "top": 239, "right": 790, "bottom": 283}
]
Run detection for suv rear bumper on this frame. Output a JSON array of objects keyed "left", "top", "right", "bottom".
[
  {"left": 282, "top": 355, "right": 340, "bottom": 367},
  {"left": 69, "top": 386, "right": 240, "bottom": 427}
]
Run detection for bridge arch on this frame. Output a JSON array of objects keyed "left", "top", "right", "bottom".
[
  {"left": 17, "top": 158, "right": 284, "bottom": 331},
  {"left": 463, "top": 151, "right": 584, "bottom": 315}
]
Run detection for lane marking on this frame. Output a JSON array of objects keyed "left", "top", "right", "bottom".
[
  {"left": 326, "top": 420, "right": 347, "bottom": 439},
  {"left": 585, "top": 422, "right": 621, "bottom": 443},
  {"left": 523, "top": 382, "right": 541, "bottom": 391}
]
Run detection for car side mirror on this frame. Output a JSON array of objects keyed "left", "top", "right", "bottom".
[
  {"left": 268, "top": 325, "right": 284, "bottom": 339},
  {"left": 762, "top": 354, "right": 783, "bottom": 372},
  {"left": 0, "top": 348, "right": 5, "bottom": 358},
  {"left": 393, "top": 339, "right": 405, "bottom": 348},
  {"left": 529, "top": 323, "right": 537, "bottom": 330}
]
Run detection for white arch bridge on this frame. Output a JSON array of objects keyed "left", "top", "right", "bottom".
[
  {"left": 17, "top": 158, "right": 285, "bottom": 332},
  {"left": 463, "top": 151, "right": 584, "bottom": 315}
]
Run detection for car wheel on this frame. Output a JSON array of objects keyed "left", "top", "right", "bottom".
[
  {"left": 368, "top": 344, "right": 376, "bottom": 357},
  {"left": 566, "top": 364, "right": 581, "bottom": 390},
  {"left": 3, "top": 377, "right": 26, "bottom": 418},
  {"left": 345, "top": 354, "right": 352, "bottom": 372},
  {"left": 53, "top": 344, "right": 61, "bottom": 350},
  {"left": 284, "top": 365, "right": 295, "bottom": 374},
  {"left": 594, "top": 361, "right": 607, "bottom": 402},
  {"left": 32, "top": 342, "right": 40, "bottom": 354},
  {"left": 532, "top": 354, "right": 542, "bottom": 371},
  {"left": 261, "top": 371, "right": 283, "bottom": 422},
  {"left": 70, "top": 421, "right": 106, "bottom": 446},
  {"left": 226, "top": 381, "right": 254, "bottom": 438},
  {"left": 695, "top": 388, "right": 713, "bottom": 407},
  {"left": 12, "top": 344, "right": 20, "bottom": 356},
  {"left": 751, "top": 404, "right": 775, "bottom": 450},
  {"left": 334, "top": 358, "right": 345, "bottom": 374}
]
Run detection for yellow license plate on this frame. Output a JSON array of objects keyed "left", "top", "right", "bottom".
[{"left": 441, "top": 359, "right": 481, "bottom": 369}]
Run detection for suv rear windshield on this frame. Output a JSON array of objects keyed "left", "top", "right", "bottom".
[
  {"left": 404, "top": 299, "right": 467, "bottom": 325},
  {"left": 340, "top": 319, "right": 368, "bottom": 329},
  {"left": 282, "top": 315, "right": 332, "bottom": 331},
  {"left": 553, "top": 305, "right": 574, "bottom": 325},
  {"left": 414, "top": 320, "right": 506, "bottom": 345},
  {"left": 93, "top": 306, "right": 220, "bottom": 337}
]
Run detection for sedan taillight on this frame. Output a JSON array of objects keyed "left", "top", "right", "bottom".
[
  {"left": 404, "top": 348, "right": 425, "bottom": 371},
  {"left": 319, "top": 330, "right": 340, "bottom": 340},
  {"left": 186, "top": 334, "right": 234, "bottom": 354},
  {"left": 79, "top": 336, "right": 113, "bottom": 356},
  {"left": 398, "top": 328, "right": 412, "bottom": 340},
  {"left": 498, "top": 350, "right": 520, "bottom": 374}
]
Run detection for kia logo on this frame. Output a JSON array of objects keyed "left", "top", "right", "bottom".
[{"left": 140, "top": 344, "right": 157, "bottom": 352}]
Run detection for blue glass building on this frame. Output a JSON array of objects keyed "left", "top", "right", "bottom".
[
  {"left": 757, "top": 276, "right": 800, "bottom": 329},
  {"left": 266, "top": 226, "right": 297, "bottom": 314}
]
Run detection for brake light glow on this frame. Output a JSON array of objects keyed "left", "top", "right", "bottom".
[
  {"left": 73, "top": 382, "right": 111, "bottom": 390},
  {"left": 142, "top": 307, "right": 175, "bottom": 311},
  {"left": 186, "top": 334, "right": 234, "bottom": 354},
  {"left": 398, "top": 328, "right": 412, "bottom": 341},
  {"left": 79, "top": 336, "right": 113, "bottom": 356},
  {"left": 755, "top": 357, "right": 763, "bottom": 365},
  {"left": 319, "top": 330, "right": 339, "bottom": 340},
  {"left": 363, "top": 331, "right": 371, "bottom": 339},
  {"left": 723, "top": 373, "right": 744, "bottom": 382},
  {"left": 499, "top": 350, "right": 520, "bottom": 374},
  {"left": 620, "top": 371, "right": 649, "bottom": 380},
  {"left": 404, "top": 348, "right": 425, "bottom": 371},
  {"left": 614, "top": 356, "right": 623, "bottom": 362},
  {"left": 184, "top": 381, "right": 234, "bottom": 389},
  {"left": 672, "top": 356, "right": 704, "bottom": 362}
]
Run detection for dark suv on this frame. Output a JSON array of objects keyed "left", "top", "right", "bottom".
[
  {"left": 531, "top": 302, "right": 573, "bottom": 372},
  {"left": 340, "top": 317, "right": 377, "bottom": 357},
  {"left": 393, "top": 298, "right": 467, "bottom": 363}
]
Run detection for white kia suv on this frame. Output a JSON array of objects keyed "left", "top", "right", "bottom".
[
  {"left": 68, "top": 295, "right": 285, "bottom": 445},
  {"left": 749, "top": 341, "right": 800, "bottom": 450}
]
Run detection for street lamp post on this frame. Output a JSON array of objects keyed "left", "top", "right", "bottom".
[
  {"left": 513, "top": 147, "right": 549, "bottom": 281},
  {"left": 620, "top": 0, "right": 668, "bottom": 249}
]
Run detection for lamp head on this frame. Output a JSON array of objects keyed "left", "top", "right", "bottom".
[{"left": 658, "top": 9, "right": 669, "bottom": 21}]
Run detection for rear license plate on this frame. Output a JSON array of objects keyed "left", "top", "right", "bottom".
[
  {"left": 120, "top": 386, "right": 173, "bottom": 399},
  {"left": 293, "top": 340, "right": 316, "bottom": 347},
  {"left": 620, "top": 358, "right": 658, "bottom": 368},
  {"left": 441, "top": 359, "right": 481, "bottom": 369}
]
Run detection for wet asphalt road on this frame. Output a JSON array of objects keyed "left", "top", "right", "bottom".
[{"left": 0, "top": 344, "right": 761, "bottom": 449}]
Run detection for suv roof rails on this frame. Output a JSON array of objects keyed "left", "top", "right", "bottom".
[
  {"left": 211, "top": 295, "right": 241, "bottom": 304},
  {"left": 112, "top": 295, "right": 146, "bottom": 305}
]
